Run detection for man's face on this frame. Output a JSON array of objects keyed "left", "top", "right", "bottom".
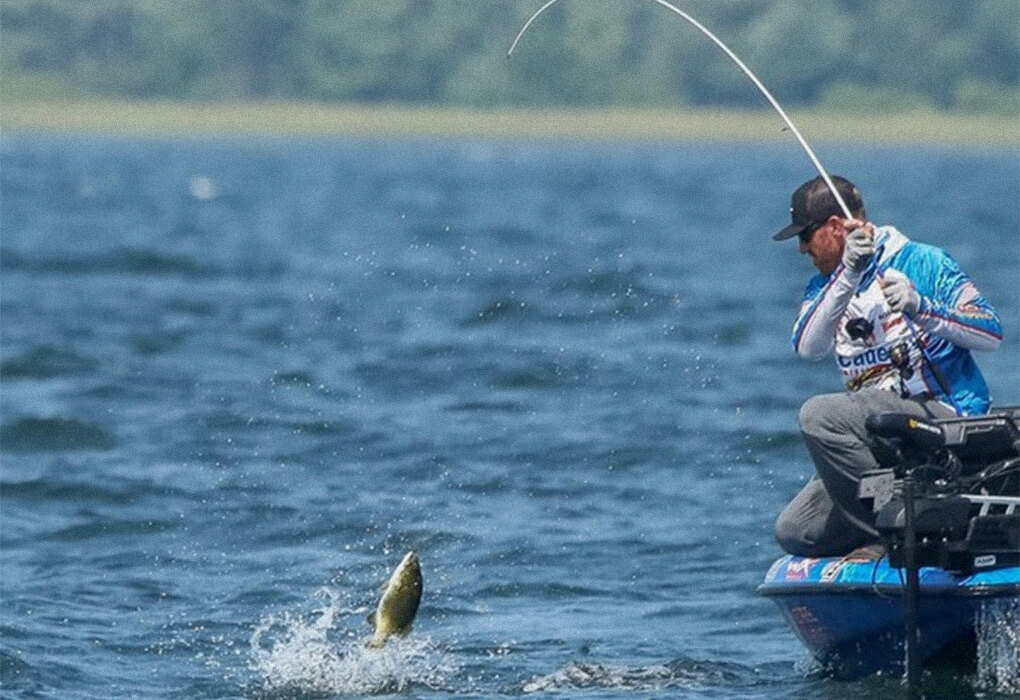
[{"left": 799, "top": 218, "right": 844, "bottom": 276}]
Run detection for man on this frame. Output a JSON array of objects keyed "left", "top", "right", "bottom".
[{"left": 771, "top": 175, "right": 1002, "bottom": 557}]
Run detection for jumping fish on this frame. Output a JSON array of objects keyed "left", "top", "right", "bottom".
[{"left": 367, "top": 551, "right": 422, "bottom": 648}]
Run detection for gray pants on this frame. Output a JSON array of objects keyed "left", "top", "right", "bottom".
[{"left": 774, "top": 388, "right": 955, "bottom": 557}]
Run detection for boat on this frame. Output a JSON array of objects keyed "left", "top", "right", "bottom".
[
  {"left": 759, "top": 407, "right": 1020, "bottom": 680},
  {"left": 759, "top": 553, "right": 1019, "bottom": 678}
]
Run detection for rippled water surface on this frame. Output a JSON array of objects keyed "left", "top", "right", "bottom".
[{"left": 2, "top": 134, "right": 1017, "bottom": 699}]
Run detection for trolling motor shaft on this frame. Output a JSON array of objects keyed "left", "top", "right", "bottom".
[{"left": 901, "top": 477, "right": 922, "bottom": 698}]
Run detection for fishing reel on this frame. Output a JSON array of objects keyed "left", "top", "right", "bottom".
[{"left": 887, "top": 344, "right": 916, "bottom": 399}]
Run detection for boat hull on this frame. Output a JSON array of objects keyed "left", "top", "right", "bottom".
[{"left": 758, "top": 555, "right": 1020, "bottom": 678}]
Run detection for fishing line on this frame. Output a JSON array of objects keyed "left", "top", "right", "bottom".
[
  {"left": 508, "top": 0, "right": 853, "bottom": 217},
  {"left": 508, "top": 0, "right": 961, "bottom": 415}
]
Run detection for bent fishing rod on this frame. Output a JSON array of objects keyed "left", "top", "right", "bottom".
[
  {"left": 509, "top": 0, "right": 852, "bottom": 217},
  {"left": 508, "top": 0, "right": 962, "bottom": 416}
]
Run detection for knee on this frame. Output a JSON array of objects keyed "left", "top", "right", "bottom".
[
  {"left": 773, "top": 509, "right": 801, "bottom": 554},
  {"left": 774, "top": 509, "right": 819, "bottom": 557},
  {"left": 798, "top": 393, "right": 845, "bottom": 437},
  {"left": 773, "top": 482, "right": 825, "bottom": 556}
]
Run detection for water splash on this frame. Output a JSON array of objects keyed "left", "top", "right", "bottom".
[
  {"left": 522, "top": 660, "right": 712, "bottom": 693},
  {"left": 249, "top": 588, "right": 453, "bottom": 696},
  {"left": 976, "top": 598, "right": 1020, "bottom": 695}
]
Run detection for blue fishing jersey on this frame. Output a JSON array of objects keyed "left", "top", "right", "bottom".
[{"left": 792, "top": 227, "right": 1002, "bottom": 415}]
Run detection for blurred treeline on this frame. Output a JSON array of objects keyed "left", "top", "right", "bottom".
[{"left": 2, "top": 0, "right": 1016, "bottom": 111}]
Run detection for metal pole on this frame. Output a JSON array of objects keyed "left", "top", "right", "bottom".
[{"left": 902, "top": 476, "right": 922, "bottom": 698}]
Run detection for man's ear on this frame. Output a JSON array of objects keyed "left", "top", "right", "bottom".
[{"left": 826, "top": 216, "right": 846, "bottom": 242}]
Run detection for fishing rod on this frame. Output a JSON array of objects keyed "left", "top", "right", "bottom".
[
  {"left": 508, "top": 0, "right": 963, "bottom": 417},
  {"left": 509, "top": 0, "right": 853, "bottom": 217}
]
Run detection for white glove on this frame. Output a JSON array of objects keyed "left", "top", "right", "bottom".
[
  {"left": 842, "top": 227, "right": 874, "bottom": 274},
  {"left": 880, "top": 269, "right": 921, "bottom": 315}
]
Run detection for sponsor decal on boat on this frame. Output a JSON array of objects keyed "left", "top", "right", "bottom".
[
  {"left": 785, "top": 558, "right": 819, "bottom": 581},
  {"left": 820, "top": 561, "right": 844, "bottom": 582},
  {"left": 788, "top": 604, "right": 834, "bottom": 648}
]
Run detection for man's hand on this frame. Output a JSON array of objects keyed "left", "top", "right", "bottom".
[
  {"left": 842, "top": 225, "right": 874, "bottom": 274},
  {"left": 880, "top": 269, "right": 921, "bottom": 315}
]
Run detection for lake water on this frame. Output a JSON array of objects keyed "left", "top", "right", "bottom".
[{"left": 1, "top": 133, "right": 1017, "bottom": 699}]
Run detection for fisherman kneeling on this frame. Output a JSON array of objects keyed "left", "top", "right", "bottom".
[{"left": 770, "top": 176, "right": 1002, "bottom": 557}]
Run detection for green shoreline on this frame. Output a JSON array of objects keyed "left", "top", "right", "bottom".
[{"left": 2, "top": 100, "right": 1017, "bottom": 145}]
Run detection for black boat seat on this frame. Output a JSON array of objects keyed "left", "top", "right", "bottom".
[{"left": 935, "top": 406, "right": 1020, "bottom": 466}]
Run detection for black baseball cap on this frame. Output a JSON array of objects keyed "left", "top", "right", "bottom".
[{"left": 772, "top": 175, "right": 865, "bottom": 241}]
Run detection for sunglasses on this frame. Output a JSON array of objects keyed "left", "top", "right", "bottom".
[{"left": 797, "top": 220, "right": 829, "bottom": 244}]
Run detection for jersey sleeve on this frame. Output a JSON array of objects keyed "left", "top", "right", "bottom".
[
  {"left": 911, "top": 249, "right": 1002, "bottom": 352},
  {"left": 791, "top": 265, "right": 859, "bottom": 359}
]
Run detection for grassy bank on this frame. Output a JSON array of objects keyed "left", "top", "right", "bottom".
[{"left": 2, "top": 100, "right": 1017, "bottom": 145}]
